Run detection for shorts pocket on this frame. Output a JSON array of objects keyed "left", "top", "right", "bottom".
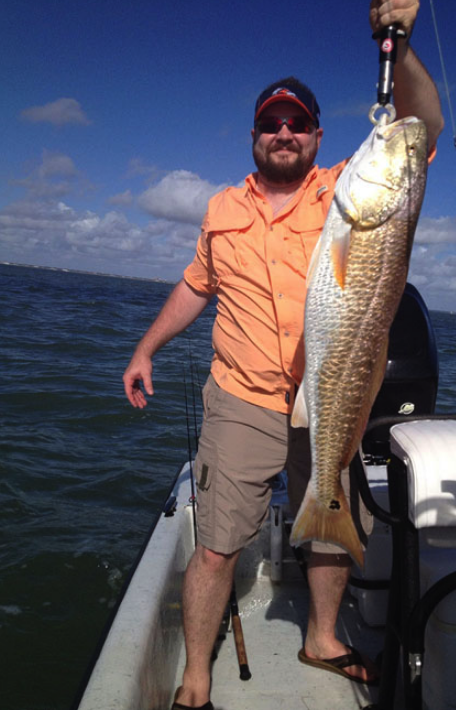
[{"left": 194, "top": 436, "right": 218, "bottom": 492}]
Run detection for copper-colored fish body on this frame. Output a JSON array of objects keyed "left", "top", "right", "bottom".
[{"left": 290, "top": 117, "right": 428, "bottom": 566}]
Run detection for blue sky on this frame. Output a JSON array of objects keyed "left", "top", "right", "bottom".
[{"left": 1, "top": 0, "right": 455, "bottom": 309}]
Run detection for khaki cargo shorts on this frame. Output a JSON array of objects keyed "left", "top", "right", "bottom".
[{"left": 193, "top": 375, "right": 372, "bottom": 555}]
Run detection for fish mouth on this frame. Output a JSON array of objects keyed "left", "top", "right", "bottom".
[
  {"left": 355, "top": 116, "right": 425, "bottom": 191},
  {"left": 378, "top": 115, "right": 422, "bottom": 142}
]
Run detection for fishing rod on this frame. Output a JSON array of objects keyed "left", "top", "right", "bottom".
[
  {"left": 184, "top": 347, "right": 252, "bottom": 681},
  {"left": 428, "top": 0, "right": 456, "bottom": 148}
]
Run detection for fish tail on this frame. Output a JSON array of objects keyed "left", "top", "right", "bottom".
[{"left": 289, "top": 488, "right": 364, "bottom": 568}]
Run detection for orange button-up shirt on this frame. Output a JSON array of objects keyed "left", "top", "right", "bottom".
[{"left": 184, "top": 162, "right": 348, "bottom": 413}]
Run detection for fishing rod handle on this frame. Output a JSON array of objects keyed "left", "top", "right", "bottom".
[
  {"left": 231, "top": 614, "right": 252, "bottom": 680},
  {"left": 229, "top": 586, "right": 252, "bottom": 680}
]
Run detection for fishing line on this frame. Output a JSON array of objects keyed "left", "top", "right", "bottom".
[
  {"left": 184, "top": 345, "right": 252, "bottom": 681},
  {"left": 187, "top": 343, "right": 202, "bottom": 450},
  {"left": 183, "top": 369, "right": 198, "bottom": 546},
  {"left": 429, "top": 0, "right": 456, "bottom": 148}
]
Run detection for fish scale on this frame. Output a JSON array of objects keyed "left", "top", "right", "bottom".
[{"left": 290, "top": 116, "right": 428, "bottom": 566}]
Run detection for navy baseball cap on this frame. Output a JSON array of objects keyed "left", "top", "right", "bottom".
[{"left": 254, "top": 82, "right": 320, "bottom": 127}]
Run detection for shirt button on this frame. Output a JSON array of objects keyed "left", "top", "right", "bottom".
[
  {"left": 284, "top": 331, "right": 290, "bottom": 337},
  {"left": 271, "top": 259, "right": 277, "bottom": 265},
  {"left": 278, "top": 293, "right": 283, "bottom": 299}
]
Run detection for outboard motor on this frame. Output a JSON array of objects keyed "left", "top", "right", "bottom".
[{"left": 362, "top": 283, "right": 439, "bottom": 459}]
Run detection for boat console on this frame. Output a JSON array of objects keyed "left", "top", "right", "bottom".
[
  {"left": 350, "top": 284, "right": 456, "bottom": 710},
  {"left": 362, "top": 282, "right": 439, "bottom": 461},
  {"left": 358, "top": 418, "right": 456, "bottom": 710}
]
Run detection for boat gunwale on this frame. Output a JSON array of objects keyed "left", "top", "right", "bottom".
[{"left": 71, "top": 461, "right": 194, "bottom": 710}]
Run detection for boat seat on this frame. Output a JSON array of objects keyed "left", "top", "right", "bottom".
[
  {"left": 368, "top": 418, "right": 456, "bottom": 710},
  {"left": 390, "top": 419, "right": 456, "bottom": 537}
]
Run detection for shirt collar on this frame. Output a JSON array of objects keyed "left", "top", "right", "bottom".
[{"left": 245, "top": 167, "right": 319, "bottom": 216}]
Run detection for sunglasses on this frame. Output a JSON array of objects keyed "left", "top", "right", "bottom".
[{"left": 255, "top": 116, "right": 315, "bottom": 135}]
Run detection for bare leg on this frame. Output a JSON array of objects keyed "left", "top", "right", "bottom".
[
  {"left": 175, "top": 543, "right": 241, "bottom": 707},
  {"left": 304, "top": 551, "right": 378, "bottom": 683}
]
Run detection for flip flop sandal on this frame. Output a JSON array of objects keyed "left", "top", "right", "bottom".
[
  {"left": 171, "top": 687, "right": 214, "bottom": 710},
  {"left": 171, "top": 702, "right": 213, "bottom": 710},
  {"left": 298, "top": 644, "right": 380, "bottom": 686}
]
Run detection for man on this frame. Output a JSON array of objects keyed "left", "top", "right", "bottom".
[{"left": 123, "top": 2, "right": 444, "bottom": 708}]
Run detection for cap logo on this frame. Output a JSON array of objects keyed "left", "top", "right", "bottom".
[
  {"left": 272, "top": 88, "right": 297, "bottom": 98},
  {"left": 254, "top": 83, "right": 320, "bottom": 127}
]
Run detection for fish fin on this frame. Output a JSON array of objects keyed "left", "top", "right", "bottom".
[
  {"left": 306, "top": 234, "right": 322, "bottom": 287},
  {"left": 291, "top": 380, "right": 308, "bottom": 428},
  {"left": 289, "top": 486, "right": 364, "bottom": 568},
  {"left": 330, "top": 222, "right": 352, "bottom": 290}
]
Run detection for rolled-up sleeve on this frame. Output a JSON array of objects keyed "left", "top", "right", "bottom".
[{"left": 183, "top": 226, "right": 219, "bottom": 295}]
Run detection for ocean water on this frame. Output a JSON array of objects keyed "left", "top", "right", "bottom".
[
  {"left": 1, "top": 263, "right": 455, "bottom": 710},
  {"left": 0, "top": 264, "right": 213, "bottom": 710}
]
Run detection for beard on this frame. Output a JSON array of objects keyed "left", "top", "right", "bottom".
[{"left": 252, "top": 143, "right": 312, "bottom": 184}]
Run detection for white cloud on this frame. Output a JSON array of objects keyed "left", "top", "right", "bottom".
[
  {"left": 11, "top": 150, "right": 89, "bottom": 199},
  {"left": 1, "top": 155, "right": 206, "bottom": 278},
  {"left": 138, "top": 170, "right": 228, "bottom": 225},
  {"left": 415, "top": 216, "right": 456, "bottom": 245},
  {"left": 125, "top": 158, "right": 160, "bottom": 181},
  {"left": 20, "top": 98, "right": 91, "bottom": 127},
  {"left": 409, "top": 216, "right": 456, "bottom": 311},
  {"left": 108, "top": 189, "right": 133, "bottom": 206},
  {"left": 0, "top": 194, "right": 200, "bottom": 279},
  {"left": 2, "top": 150, "right": 456, "bottom": 305},
  {"left": 38, "top": 152, "right": 78, "bottom": 178}
]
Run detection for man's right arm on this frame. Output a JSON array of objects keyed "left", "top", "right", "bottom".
[{"left": 123, "top": 278, "right": 213, "bottom": 408}]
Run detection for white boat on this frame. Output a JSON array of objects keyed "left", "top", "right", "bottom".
[
  {"left": 73, "top": 286, "right": 456, "bottom": 710},
  {"left": 73, "top": 461, "right": 386, "bottom": 710}
]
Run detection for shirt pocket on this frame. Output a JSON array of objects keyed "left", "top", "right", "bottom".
[
  {"left": 287, "top": 225, "right": 324, "bottom": 274},
  {"left": 234, "top": 227, "right": 267, "bottom": 271},
  {"left": 209, "top": 230, "right": 249, "bottom": 278},
  {"left": 286, "top": 192, "right": 331, "bottom": 274},
  {"left": 207, "top": 216, "right": 255, "bottom": 280}
]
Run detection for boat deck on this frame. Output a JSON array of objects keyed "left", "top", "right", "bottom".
[
  {"left": 176, "top": 534, "right": 392, "bottom": 710},
  {"left": 75, "top": 465, "right": 406, "bottom": 710}
]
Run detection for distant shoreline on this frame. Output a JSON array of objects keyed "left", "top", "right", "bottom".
[
  {"left": 0, "top": 261, "right": 175, "bottom": 285},
  {"left": 1, "top": 261, "right": 452, "bottom": 315}
]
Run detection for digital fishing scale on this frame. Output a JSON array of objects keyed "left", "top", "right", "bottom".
[{"left": 369, "top": 24, "right": 406, "bottom": 126}]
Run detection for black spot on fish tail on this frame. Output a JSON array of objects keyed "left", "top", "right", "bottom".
[{"left": 290, "top": 490, "right": 364, "bottom": 567}]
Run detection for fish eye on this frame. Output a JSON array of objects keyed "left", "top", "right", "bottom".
[{"left": 407, "top": 144, "right": 416, "bottom": 156}]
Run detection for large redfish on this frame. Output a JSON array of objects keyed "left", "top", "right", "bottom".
[{"left": 290, "top": 116, "right": 428, "bottom": 566}]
